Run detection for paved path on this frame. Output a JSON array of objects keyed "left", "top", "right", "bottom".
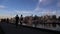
[
  {"left": 0, "top": 25, "right": 4, "bottom": 34},
  {"left": 0, "top": 22, "right": 60, "bottom": 34}
]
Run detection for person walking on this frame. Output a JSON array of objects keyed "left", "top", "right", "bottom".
[
  {"left": 15, "top": 15, "right": 19, "bottom": 28},
  {"left": 20, "top": 14, "right": 23, "bottom": 25}
]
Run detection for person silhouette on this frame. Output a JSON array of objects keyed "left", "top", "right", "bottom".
[
  {"left": 15, "top": 15, "right": 19, "bottom": 28},
  {"left": 20, "top": 14, "right": 23, "bottom": 25},
  {"left": 6, "top": 18, "right": 9, "bottom": 23}
]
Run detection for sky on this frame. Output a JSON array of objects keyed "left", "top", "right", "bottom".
[{"left": 0, "top": 0, "right": 60, "bottom": 18}]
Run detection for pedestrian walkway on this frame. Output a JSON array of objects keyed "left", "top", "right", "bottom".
[
  {"left": 0, "top": 25, "right": 4, "bottom": 34},
  {"left": 0, "top": 22, "right": 60, "bottom": 34}
]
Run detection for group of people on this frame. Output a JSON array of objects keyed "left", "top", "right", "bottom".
[{"left": 15, "top": 15, "right": 23, "bottom": 27}]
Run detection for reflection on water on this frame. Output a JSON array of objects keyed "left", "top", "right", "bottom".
[
  {"left": 36, "top": 24, "right": 60, "bottom": 31},
  {"left": 21, "top": 23, "right": 60, "bottom": 31}
]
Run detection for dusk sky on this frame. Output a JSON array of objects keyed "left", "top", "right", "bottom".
[{"left": 0, "top": 0, "right": 60, "bottom": 18}]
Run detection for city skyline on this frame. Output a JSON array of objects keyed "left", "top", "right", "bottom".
[{"left": 0, "top": 0, "right": 60, "bottom": 18}]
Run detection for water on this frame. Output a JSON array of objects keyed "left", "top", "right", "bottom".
[{"left": 20, "top": 23, "right": 60, "bottom": 31}]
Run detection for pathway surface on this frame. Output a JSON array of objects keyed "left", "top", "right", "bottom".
[{"left": 0, "top": 22, "right": 60, "bottom": 34}]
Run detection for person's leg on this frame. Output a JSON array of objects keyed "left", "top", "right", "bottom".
[
  {"left": 20, "top": 22, "right": 22, "bottom": 25},
  {"left": 16, "top": 21, "right": 17, "bottom": 28}
]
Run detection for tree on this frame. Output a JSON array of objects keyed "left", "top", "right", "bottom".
[
  {"left": 52, "top": 15, "right": 56, "bottom": 20},
  {"left": 58, "top": 16, "right": 60, "bottom": 21},
  {"left": 33, "top": 15, "right": 38, "bottom": 27}
]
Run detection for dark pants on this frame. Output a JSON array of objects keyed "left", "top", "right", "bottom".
[
  {"left": 20, "top": 21, "right": 22, "bottom": 25},
  {"left": 16, "top": 21, "right": 18, "bottom": 28}
]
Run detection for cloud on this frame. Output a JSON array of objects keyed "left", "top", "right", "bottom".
[
  {"left": 0, "top": 5, "right": 5, "bottom": 9},
  {"left": 39, "top": 0, "right": 53, "bottom": 5},
  {"left": 34, "top": 0, "right": 50, "bottom": 12},
  {"left": 37, "top": 9, "right": 57, "bottom": 15},
  {"left": 0, "top": 10, "right": 15, "bottom": 18},
  {"left": 33, "top": 0, "right": 57, "bottom": 16},
  {"left": 34, "top": 0, "right": 41, "bottom": 12},
  {"left": 0, "top": 14, "right": 13, "bottom": 18},
  {"left": 13, "top": 10, "right": 34, "bottom": 16},
  {"left": 15, "top": 10, "right": 33, "bottom": 14},
  {"left": 39, "top": 0, "right": 47, "bottom": 3}
]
